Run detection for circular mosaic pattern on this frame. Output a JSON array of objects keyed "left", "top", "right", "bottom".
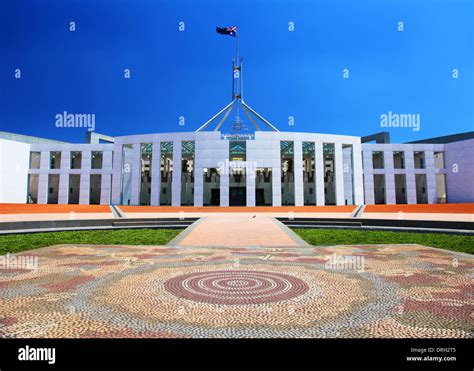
[{"left": 164, "top": 270, "right": 310, "bottom": 305}]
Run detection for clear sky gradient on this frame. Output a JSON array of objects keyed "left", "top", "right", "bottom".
[{"left": 0, "top": 0, "right": 473, "bottom": 143}]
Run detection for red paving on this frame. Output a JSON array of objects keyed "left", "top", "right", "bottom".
[
  {"left": 1, "top": 203, "right": 472, "bottom": 215},
  {"left": 121, "top": 205, "right": 357, "bottom": 213},
  {"left": 0, "top": 204, "right": 110, "bottom": 214},
  {"left": 364, "top": 203, "right": 474, "bottom": 214},
  {"left": 175, "top": 214, "right": 299, "bottom": 247}
]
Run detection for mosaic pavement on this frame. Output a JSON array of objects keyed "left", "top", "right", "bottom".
[{"left": 0, "top": 243, "right": 473, "bottom": 338}]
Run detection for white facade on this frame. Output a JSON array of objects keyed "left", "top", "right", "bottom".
[
  {"left": 444, "top": 139, "right": 474, "bottom": 203},
  {"left": 361, "top": 142, "right": 447, "bottom": 205},
  {"left": 0, "top": 131, "right": 472, "bottom": 206},
  {"left": 0, "top": 138, "right": 30, "bottom": 203}
]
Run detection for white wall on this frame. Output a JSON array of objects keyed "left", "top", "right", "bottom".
[
  {"left": 0, "top": 139, "right": 30, "bottom": 203},
  {"left": 28, "top": 142, "right": 114, "bottom": 204},
  {"left": 445, "top": 139, "right": 474, "bottom": 203},
  {"left": 8, "top": 132, "right": 471, "bottom": 206},
  {"left": 107, "top": 131, "right": 364, "bottom": 206},
  {"left": 361, "top": 143, "right": 446, "bottom": 204}
]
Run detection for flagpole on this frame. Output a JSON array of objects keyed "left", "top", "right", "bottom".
[
  {"left": 236, "top": 30, "right": 239, "bottom": 66},
  {"left": 232, "top": 59, "right": 235, "bottom": 100},
  {"left": 236, "top": 29, "right": 240, "bottom": 118}
]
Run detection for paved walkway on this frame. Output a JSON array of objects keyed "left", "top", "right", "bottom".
[{"left": 171, "top": 214, "right": 306, "bottom": 247}]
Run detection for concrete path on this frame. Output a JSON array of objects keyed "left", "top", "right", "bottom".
[{"left": 171, "top": 214, "right": 306, "bottom": 247}]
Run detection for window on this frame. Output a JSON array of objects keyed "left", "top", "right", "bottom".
[
  {"left": 372, "top": 151, "right": 384, "bottom": 169},
  {"left": 71, "top": 151, "right": 82, "bottom": 169},
  {"left": 434, "top": 152, "right": 445, "bottom": 169},
  {"left": 414, "top": 151, "right": 425, "bottom": 169},
  {"left": 281, "top": 141, "right": 295, "bottom": 206},
  {"left": 140, "top": 143, "right": 152, "bottom": 205},
  {"left": 323, "top": 143, "right": 335, "bottom": 205},
  {"left": 50, "top": 152, "right": 61, "bottom": 169},
  {"left": 229, "top": 141, "right": 246, "bottom": 161},
  {"left": 91, "top": 151, "right": 103, "bottom": 169},
  {"left": 27, "top": 174, "right": 39, "bottom": 203},
  {"left": 160, "top": 142, "right": 173, "bottom": 205},
  {"left": 29, "top": 152, "right": 41, "bottom": 169},
  {"left": 342, "top": 144, "right": 355, "bottom": 205},
  {"left": 303, "top": 142, "right": 315, "bottom": 205},
  {"left": 393, "top": 151, "right": 405, "bottom": 169},
  {"left": 181, "top": 141, "right": 195, "bottom": 206},
  {"left": 121, "top": 144, "right": 134, "bottom": 205}
]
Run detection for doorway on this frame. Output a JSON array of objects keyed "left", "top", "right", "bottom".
[
  {"left": 230, "top": 187, "right": 246, "bottom": 206},
  {"left": 210, "top": 189, "right": 220, "bottom": 206}
]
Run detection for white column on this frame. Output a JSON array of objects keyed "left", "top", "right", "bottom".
[
  {"left": 405, "top": 151, "right": 417, "bottom": 204},
  {"left": 425, "top": 151, "right": 437, "bottom": 203},
  {"left": 150, "top": 142, "right": 161, "bottom": 205},
  {"left": 130, "top": 144, "right": 141, "bottom": 205},
  {"left": 427, "top": 173, "right": 437, "bottom": 204},
  {"left": 79, "top": 152, "right": 91, "bottom": 204},
  {"left": 246, "top": 164, "right": 256, "bottom": 207},
  {"left": 194, "top": 166, "right": 203, "bottom": 206},
  {"left": 58, "top": 174, "right": 69, "bottom": 204},
  {"left": 111, "top": 144, "right": 123, "bottom": 205},
  {"left": 37, "top": 151, "right": 50, "bottom": 204},
  {"left": 220, "top": 171, "right": 229, "bottom": 207},
  {"left": 352, "top": 142, "right": 364, "bottom": 205},
  {"left": 362, "top": 150, "right": 374, "bottom": 204},
  {"left": 99, "top": 151, "right": 113, "bottom": 204},
  {"left": 38, "top": 174, "right": 49, "bottom": 204},
  {"left": 100, "top": 174, "right": 112, "bottom": 205},
  {"left": 58, "top": 151, "right": 70, "bottom": 204},
  {"left": 384, "top": 150, "right": 396, "bottom": 204},
  {"left": 272, "top": 165, "right": 282, "bottom": 206},
  {"left": 294, "top": 141, "right": 304, "bottom": 206},
  {"left": 334, "top": 143, "right": 345, "bottom": 205},
  {"left": 172, "top": 141, "right": 182, "bottom": 206},
  {"left": 315, "top": 141, "right": 325, "bottom": 206},
  {"left": 79, "top": 174, "right": 90, "bottom": 204}
]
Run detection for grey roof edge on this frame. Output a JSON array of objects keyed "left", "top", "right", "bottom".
[
  {"left": 0, "top": 131, "right": 67, "bottom": 144},
  {"left": 361, "top": 132, "right": 390, "bottom": 144},
  {"left": 406, "top": 131, "right": 474, "bottom": 144}
]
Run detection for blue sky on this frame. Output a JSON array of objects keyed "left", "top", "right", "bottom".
[{"left": 0, "top": 0, "right": 473, "bottom": 143}]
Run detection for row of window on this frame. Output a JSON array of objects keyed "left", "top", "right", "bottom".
[
  {"left": 369, "top": 151, "right": 445, "bottom": 170},
  {"left": 29, "top": 151, "right": 104, "bottom": 170},
  {"left": 31, "top": 148, "right": 445, "bottom": 172}
]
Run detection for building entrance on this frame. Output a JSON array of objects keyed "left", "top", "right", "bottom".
[
  {"left": 230, "top": 187, "right": 246, "bottom": 206},
  {"left": 210, "top": 189, "right": 220, "bottom": 206}
]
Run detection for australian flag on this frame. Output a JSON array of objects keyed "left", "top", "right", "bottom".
[{"left": 216, "top": 26, "right": 237, "bottom": 37}]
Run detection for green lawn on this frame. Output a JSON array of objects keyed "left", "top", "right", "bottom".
[
  {"left": 0, "top": 228, "right": 182, "bottom": 255},
  {"left": 293, "top": 228, "right": 474, "bottom": 254}
]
